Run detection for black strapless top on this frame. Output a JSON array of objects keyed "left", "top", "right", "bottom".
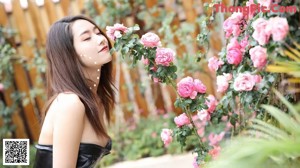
[{"left": 33, "top": 140, "right": 112, "bottom": 168}]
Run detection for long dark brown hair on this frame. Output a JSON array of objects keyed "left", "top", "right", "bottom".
[{"left": 44, "top": 15, "right": 115, "bottom": 138}]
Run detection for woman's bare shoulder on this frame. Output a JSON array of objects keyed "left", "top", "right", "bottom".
[
  {"left": 51, "top": 92, "right": 86, "bottom": 167},
  {"left": 51, "top": 92, "right": 86, "bottom": 120}
]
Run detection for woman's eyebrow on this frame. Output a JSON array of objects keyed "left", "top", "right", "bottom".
[
  {"left": 79, "top": 30, "right": 90, "bottom": 36},
  {"left": 79, "top": 26, "right": 98, "bottom": 36}
]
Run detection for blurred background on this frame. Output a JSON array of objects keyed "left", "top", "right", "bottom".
[{"left": 0, "top": 0, "right": 230, "bottom": 167}]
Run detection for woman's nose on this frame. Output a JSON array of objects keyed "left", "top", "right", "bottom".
[{"left": 96, "top": 35, "right": 105, "bottom": 46}]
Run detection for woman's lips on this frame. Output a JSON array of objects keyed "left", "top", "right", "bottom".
[{"left": 99, "top": 46, "right": 108, "bottom": 53}]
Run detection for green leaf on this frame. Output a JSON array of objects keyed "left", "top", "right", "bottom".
[
  {"left": 133, "top": 24, "right": 140, "bottom": 30},
  {"left": 184, "top": 99, "right": 192, "bottom": 104},
  {"left": 261, "top": 105, "right": 300, "bottom": 134},
  {"left": 245, "top": 94, "right": 253, "bottom": 103},
  {"left": 272, "top": 89, "right": 300, "bottom": 122},
  {"left": 250, "top": 119, "right": 289, "bottom": 140},
  {"left": 268, "top": 75, "right": 275, "bottom": 83}
]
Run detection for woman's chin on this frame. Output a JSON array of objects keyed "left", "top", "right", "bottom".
[{"left": 104, "top": 55, "right": 113, "bottom": 63}]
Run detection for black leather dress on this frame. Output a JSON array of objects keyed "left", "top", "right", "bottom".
[{"left": 33, "top": 140, "right": 112, "bottom": 168}]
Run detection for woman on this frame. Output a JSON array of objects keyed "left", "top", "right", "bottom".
[{"left": 34, "top": 15, "right": 116, "bottom": 168}]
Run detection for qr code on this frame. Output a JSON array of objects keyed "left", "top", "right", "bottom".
[{"left": 2, "top": 139, "right": 29, "bottom": 165}]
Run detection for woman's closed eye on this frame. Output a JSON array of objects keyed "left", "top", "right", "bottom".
[
  {"left": 83, "top": 32, "right": 101, "bottom": 41},
  {"left": 83, "top": 36, "right": 91, "bottom": 41}
]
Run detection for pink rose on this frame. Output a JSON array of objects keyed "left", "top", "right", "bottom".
[
  {"left": 227, "top": 48, "right": 242, "bottom": 65},
  {"left": 208, "top": 56, "right": 224, "bottom": 72},
  {"left": 106, "top": 23, "right": 128, "bottom": 41},
  {"left": 150, "top": 66, "right": 157, "bottom": 72},
  {"left": 254, "top": 75, "right": 262, "bottom": 83},
  {"left": 194, "top": 79, "right": 206, "bottom": 94},
  {"left": 240, "top": 36, "right": 249, "bottom": 52},
  {"left": 252, "top": 18, "right": 271, "bottom": 45},
  {"left": 197, "top": 127, "right": 205, "bottom": 137},
  {"left": 226, "top": 38, "right": 243, "bottom": 65},
  {"left": 209, "top": 146, "right": 221, "bottom": 160},
  {"left": 0, "top": 83, "right": 4, "bottom": 92},
  {"left": 230, "top": 12, "right": 244, "bottom": 24},
  {"left": 174, "top": 113, "right": 191, "bottom": 127},
  {"left": 252, "top": 30, "right": 270, "bottom": 46},
  {"left": 225, "top": 73, "right": 232, "bottom": 80},
  {"left": 233, "top": 72, "right": 256, "bottom": 91},
  {"left": 253, "top": 75, "right": 263, "bottom": 90},
  {"left": 232, "top": 25, "right": 242, "bottom": 37},
  {"left": 205, "top": 95, "right": 218, "bottom": 113},
  {"left": 223, "top": 19, "right": 235, "bottom": 38},
  {"left": 252, "top": 18, "right": 269, "bottom": 32},
  {"left": 177, "top": 77, "right": 197, "bottom": 99},
  {"left": 177, "top": 77, "right": 206, "bottom": 99},
  {"left": 192, "top": 114, "right": 200, "bottom": 122},
  {"left": 208, "top": 132, "right": 225, "bottom": 147},
  {"left": 140, "top": 32, "right": 161, "bottom": 48},
  {"left": 223, "top": 12, "right": 244, "bottom": 37},
  {"left": 249, "top": 46, "right": 267, "bottom": 69},
  {"left": 161, "top": 129, "right": 173, "bottom": 146},
  {"left": 193, "top": 156, "right": 199, "bottom": 168},
  {"left": 216, "top": 73, "right": 232, "bottom": 93},
  {"left": 155, "top": 48, "right": 175, "bottom": 66},
  {"left": 227, "top": 37, "right": 241, "bottom": 50},
  {"left": 267, "top": 17, "right": 289, "bottom": 41},
  {"left": 197, "top": 109, "right": 210, "bottom": 121}
]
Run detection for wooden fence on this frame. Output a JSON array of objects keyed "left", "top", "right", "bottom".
[{"left": 0, "top": 0, "right": 230, "bottom": 143}]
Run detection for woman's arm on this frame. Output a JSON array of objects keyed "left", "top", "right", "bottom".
[{"left": 52, "top": 93, "right": 85, "bottom": 168}]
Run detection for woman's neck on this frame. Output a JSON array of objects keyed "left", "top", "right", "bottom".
[{"left": 84, "top": 67, "right": 101, "bottom": 94}]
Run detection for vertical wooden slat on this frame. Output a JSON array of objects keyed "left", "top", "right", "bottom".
[
  {"left": 164, "top": 0, "right": 185, "bottom": 58},
  {"left": 38, "top": 5, "right": 51, "bottom": 33},
  {"left": 0, "top": 4, "right": 28, "bottom": 139},
  {"left": 137, "top": 62, "right": 157, "bottom": 116},
  {"left": 44, "top": 0, "right": 58, "bottom": 24},
  {"left": 113, "top": 54, "right": 125, "bottom": 130},
  {"left": 70, "top": 0, "right": 81, "bottom": 15},
  {"left": 11, "top": 1, "right": 40, "bottom": 141},
  {"left": 182, "top": 0, "right": 196, "bottom": 23},
  {"left": 24, "top": 7, "right": 46, "bottom": 117},
  {"left": 119, "top": 66, "right": 131, "bottom": 120},
  {"left": 182, "top": 0, "right": 198, "bottom": 54},
  {"left": 0, "top": 4, "right": 8, "bottom": 26},
  {"left": 28, "top": 1, "right": 47, "bottom": 45},
  {"left": 77, "top": 0, "right": 85, "bottom": 13},
  {"left": 145, "top": 0, "right": 159, "bottom": 17},
  {"left": 129, "top": 67, "right": 148, "bottom": 117},
  {"left": 59, "top": 0, "right": 70, "bottom": 16},
  {"left": 54, "top": 2, "right": 65, "bottom": 19},
  {"left": 121, "top": 62, "right": 140, "bottom": 122},
  {"left": 92, "top": 0, "right": 103, "bottom": 15}
]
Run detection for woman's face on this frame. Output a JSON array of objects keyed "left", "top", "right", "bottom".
[{"left": 72, "top": 19, "right": 112, "bottom": 68}]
